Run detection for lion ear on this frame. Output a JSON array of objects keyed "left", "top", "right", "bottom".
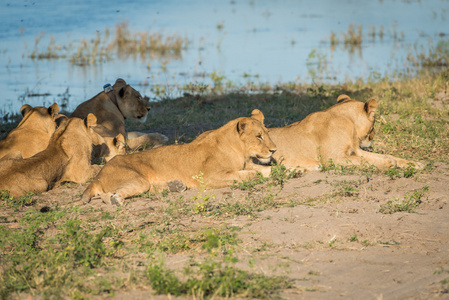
[
  {"left": 337, "top": 94, "right": 351, "bottom": 103},
  {"left": 237, "top": 119, "right": 252, "bottom": 135},
  {"left": 20, "top": 104, "right": 33, "bottom": 117},
  {"left": 114, "top": 78, "right": 126, "bottom": 85},
  {"left": 114, "top": 133, "right": 126, "bottom": 151},
  {"left": 250, "top": 109, "right": 265, "bottom": 124},
  {"left": 118, "top": 86, "right": 126, "bottom": 98},
  {"left": 84, "top": 113, "right": 97, "bottom": 128},
  {"left": 364, "top": 99, "right": 378, "bottom": 121},
  {"left": 113, "top": 78, "right": 127, "bottom": 89},
  {"left": 55, "top": 114, "right": 68, "bottom": 127},
  {"left": 48, "top": 103, "right": 60, "bottom": 118}
]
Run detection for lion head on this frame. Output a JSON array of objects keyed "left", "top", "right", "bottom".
[
  {"left": 113, "top": 79, "right": 150, "bottom": 122},
  {"left": 359, "top": 98, "right": 377, "bottom": 149},
  {"left": 91, "top": 133, "right": 126, "bottom": 164},
  {"left": 19, "top": 103, "right": 60, "bottom": 133},
  {"left": 337, "top": 94, "right": 377, "bottom": 149},
  {"left": 239, "top": 109, "right": 277, "bottom": 164}
]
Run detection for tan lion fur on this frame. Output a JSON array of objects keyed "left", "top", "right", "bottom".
[
  {"left": 0, "top": 114, "right": 100, "bottom": 197},
  {"left": 70, "top": 78, "right": 167, "bottom": 161},
  {"left": 266, "top": 94, "right": 424, "bottom": 171},
  {"left": 0, "top": 103, "right": 60, "bottom": 159},
  {"left": 81, "top": 109, "right": 277, "bottom": 204}
]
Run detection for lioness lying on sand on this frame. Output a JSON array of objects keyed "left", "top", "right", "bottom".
[
  {"left": 0, "top": 114, "right": 100, "bottom": 197},
  {"left": 0, "top": 103, "right": 60, "bottom": 159},
  {"left": 82, "top": 109, "right": 277, "bottom": 205},
  {"left": 266, "top": 94, "right": 424, "bottom": 171},
  {"left": 70, "top": 78, "right": 168, "bottom": 161}
]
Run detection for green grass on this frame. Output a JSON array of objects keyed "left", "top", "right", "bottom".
[
  {"left": 0, "top": 190, "right": 35, "bottom": 212},
  {"left": 133, "top": 226, "right": 239, "bottom": 255},
  {"left": 434, "top": 266, "right": 449, "bottom": 293},
  {"left": 379, "top": 185, "right": 430, "bottom": 214},
  {"left": 146, "top": 259, "right": 293, "bottom": 299}
]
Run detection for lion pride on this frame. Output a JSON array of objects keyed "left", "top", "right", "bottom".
[
  {"left": 0, "top": 114, "right": 100, "bottom": 197},
  {"left": 81, "top": 109, "right": 277, "bottom": 205},
  {"left": 265, "top": 94, "right": 424, "bottom": 171}
]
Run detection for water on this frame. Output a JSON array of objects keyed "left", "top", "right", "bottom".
[{"left": 1, "top": 0, "right": 448, "bottom": 117}]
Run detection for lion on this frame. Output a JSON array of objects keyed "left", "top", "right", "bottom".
[
  {"left": 0, "top": 103, "right": 60, "bottom": 159},
  {"left": 81, "top": 109, "right": 277, "bottom": 205},
  {"left": 70, "top": 78, "right": 168, "bottom": 161},
  {"left": 0, "top": 114, "right": 101, "bottom": 198},
  {"left": 265, "top": 94, "right": 424, "bottom": 171},
  {"left": 91, "top": 133, "right": 126, "bottom": 164}
]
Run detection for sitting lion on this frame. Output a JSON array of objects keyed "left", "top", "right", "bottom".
[
  {"left": 0, "top": 103, "right": 60, "bottom": 159},
  {"left": 266, "top": 94, "right": 424, "bottom": 171},
  {"left": 81, "top": 109, "right": 277, "bottom": 205},
  {"left": 70, "top": 78, "right": 168, "bottom": 161},
  {"left": 0, "top": 114, "right": 101, "bottom": 197}
]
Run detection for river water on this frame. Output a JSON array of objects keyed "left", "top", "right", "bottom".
[{"left": 1, "top": 0, "right": 448, "bottom": 116}]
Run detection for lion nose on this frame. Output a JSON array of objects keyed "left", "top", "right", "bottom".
[{"left": 147, "top": 107, "right": 151, "bottom": 111}]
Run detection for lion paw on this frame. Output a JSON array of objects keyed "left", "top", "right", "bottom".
[
  {"left": 409, "top": 161, "right": 426, "bottom": 170},
  {"left": 384, "top": 156, "right": 398, "bottom": 169},
  {"left": 151, "top": 133, "right": 169, "bottom": 144},
  {"left": 109, "top": 193, "right": 125, "bottom": 206},
  {"left": 167, "top": 180, "right": 187, "bottom": 193}
]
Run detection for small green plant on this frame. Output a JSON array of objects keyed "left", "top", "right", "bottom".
[
  {"left": 319, "top": 158, "right": 337, "bottom": 172},
  {"left": 333, "top": 180, "right": 360, "bottom": 198},
  {"left": 349, "top": 234, "right": 358, "bottom": 242},
  {"left": 361, "top": 239, "right": 372, "bottom": 247},
  {"left": 210, "top": 201, "right": 255, "bottom": 218},
  {"left": 192, "top": 172, "right": 215, "bottom": 213},
  {"left": 403, "top": 162, "right": 417, "bottom": 178},
  {"left": 385, "top": 167, "right": 401, "bottom": 179},
  {"left": 379, "top": 240, "right": 400, "bottom": 246},
  {"left": 379, "top": 185, "right": 429, "bottom": 214},
  {"left": 307, "top": 270, "right": 321, "bottom": 276},
  {"left": 434, "top": 266, "right": 449, "bottom": 292},
  {"left": 269, "top": 163, "right": 297, "bottom": 187},
  {"left": 200, "top": 228, "right": 239, "bottom": 254},
  {"left": 385, "top": 163, "right": 419, "bottom": 179},
  {"left": 232, "top": 172, "right": 268, "bottom": 190}
]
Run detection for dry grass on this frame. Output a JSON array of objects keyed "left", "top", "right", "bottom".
[{"left": 28, "top": 21, "right": 188, "bottom": 66}]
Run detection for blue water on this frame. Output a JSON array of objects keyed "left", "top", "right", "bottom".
[{"left": 1, "top": 0, "right": 448, "bottom": 116}]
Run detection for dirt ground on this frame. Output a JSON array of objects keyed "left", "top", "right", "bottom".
[{"left": 16, "top": 160, "right": 448, "bottom": 299}]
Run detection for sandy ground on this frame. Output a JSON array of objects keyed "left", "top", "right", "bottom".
[{"left": 7, "top": 160, "right": 444, "bottom": 299}]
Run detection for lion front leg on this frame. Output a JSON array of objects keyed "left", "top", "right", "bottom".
[
  {"left": 103, "top": 178, "right": 151, "bottom": 206},
  {"left": 126, "top": 131, "right": 169, "bottom": 150},
  {"left": 206, "top": 170, "right": 258, "bottom": 188},
  {"left": 384, "top": 155, "right": 425, "bottom": 170},
  {"left": 335, "top": 150, "right": 397, "bottom": 170},
  {"left": 246, "top": 163, "right": 272, "bottom": 177}
]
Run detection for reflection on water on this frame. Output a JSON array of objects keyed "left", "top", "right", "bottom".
[{"left": 0, "top": 0, "right": 448, "bottom": 117}]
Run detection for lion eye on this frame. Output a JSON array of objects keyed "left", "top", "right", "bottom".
[{"left": 257, "top": 135, "right": 264, "bottom": 140}]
